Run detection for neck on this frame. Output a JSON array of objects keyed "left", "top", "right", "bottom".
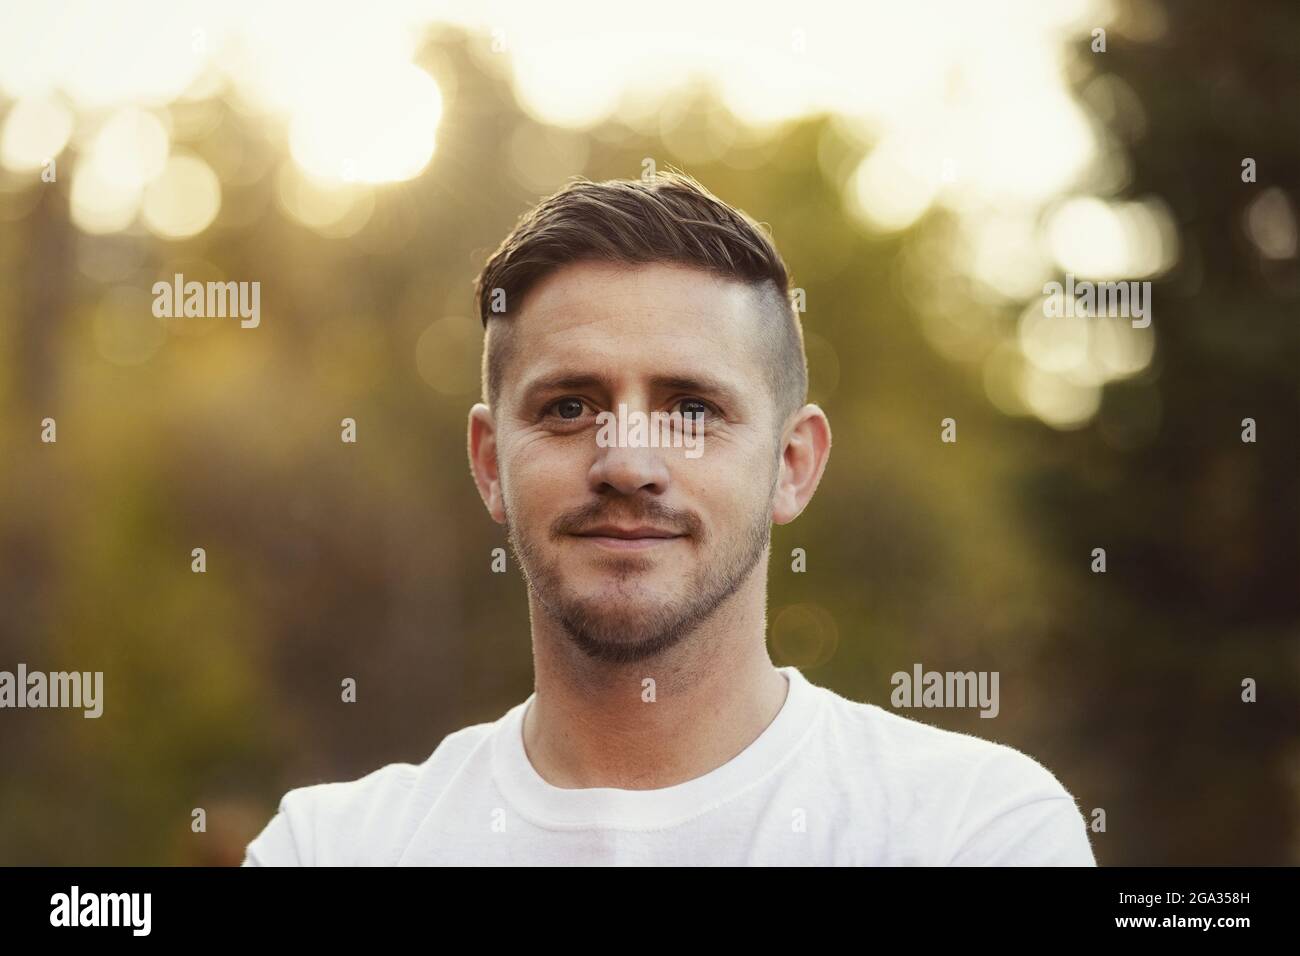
[{"left": 522, "top": 565, "right": 788, "bottom": 790}]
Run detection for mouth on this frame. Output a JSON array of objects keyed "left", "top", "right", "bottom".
[{"left": 569, "top": 525, "right": 686, "bottom": 551}]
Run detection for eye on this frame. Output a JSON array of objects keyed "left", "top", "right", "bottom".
[
  {"left": 545, "top": 397, "right": 589, "bottom": 421},
  {"left": 675, "top": 398, "right": 716, "bottom": 419}
]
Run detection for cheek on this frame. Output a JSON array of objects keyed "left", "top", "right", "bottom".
[
  {"left": 675, "top": 458, "right": 765, "bottom": 540},
  {"left": 686, "top": 431, "right": 774, "bottom": 496},
  {"left": 503, "top": 438, "right": 586, "bottom": 522}
]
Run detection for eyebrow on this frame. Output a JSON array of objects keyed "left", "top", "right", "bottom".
[{"left": 517, "top": 371, "right": 746, "bottom": 410}]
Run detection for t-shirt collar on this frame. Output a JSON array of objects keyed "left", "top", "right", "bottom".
[{"left": 490, "top": 665, "right": 824, "bottom": 830}]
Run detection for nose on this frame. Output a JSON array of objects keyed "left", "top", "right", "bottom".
[{"left": 588, "top": 441, "right": 671, "bottom": 497}]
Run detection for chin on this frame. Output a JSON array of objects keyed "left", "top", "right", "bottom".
[
  {"left": 562, "top": 620, "right": 688, "bottom": 664},
  {"left": 563, "top": 590, "right": 660, "bottom": 623},
  {"left": 565, "top": 579, "right": 673, "bottom": 614},
  {"left": 580, "top": 574, "right": 668, "bottom": 602}
]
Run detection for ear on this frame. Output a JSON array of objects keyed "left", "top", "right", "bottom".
[
  {"left": 468, "top": 403, "right": 506, "bottom": 524},
  {"left": 772, "top": 404, "right": 832, "bottom": 525}
]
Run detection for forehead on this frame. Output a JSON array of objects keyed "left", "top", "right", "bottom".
[{"left": 504, "top": 260, "right": 766, "bottom": 397}]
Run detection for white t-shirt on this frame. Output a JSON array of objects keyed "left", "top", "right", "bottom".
[{"left": 243, "top": 666, "right": 1096, "bottom": 866}]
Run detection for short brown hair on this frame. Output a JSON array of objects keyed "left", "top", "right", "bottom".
[{"left": 474, "top": 172, "right": 807, "bottom": 424}]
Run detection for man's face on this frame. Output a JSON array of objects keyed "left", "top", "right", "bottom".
[{"left": 486, "top": 261, "right": 785, "bottom": 664}]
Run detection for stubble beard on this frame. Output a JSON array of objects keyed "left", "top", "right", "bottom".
[{"left": 504, "top": 487, "right": 775, "bottom": 665}]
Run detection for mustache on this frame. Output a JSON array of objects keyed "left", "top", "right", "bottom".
[{"left": 551, "top": 499, "right": 703, "bottom": 539}]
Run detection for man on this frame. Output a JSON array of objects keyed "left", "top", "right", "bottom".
[{"left": 244, "top": 173, "right": 1096, "bottom": 866}]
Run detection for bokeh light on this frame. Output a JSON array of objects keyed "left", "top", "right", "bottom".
[
  {"left": 143, "top": 153, "right": 222, "bottom": 238},
  {"left": 289, "top": 62, "right": 442, "bottom": 185},
  {"left": 0, "top": 95, "right": 73, "bottom": 172}
]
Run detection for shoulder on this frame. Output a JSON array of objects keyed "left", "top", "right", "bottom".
[
  {"left": 806, "top": 679, "right": 1096, "bottom": 865},
  {"left": 810, "top": 680, "right": 1066, "bottom": 791},
  {"left": 242, "top": 721, "right": 495, "bottom": 866}
]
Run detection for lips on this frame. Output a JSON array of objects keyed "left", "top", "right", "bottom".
[
  {"left": 570, "top": 525, "right": 685, "bottom": 550},
  {"left": 575, "top": 525, "right": 680, "bottom": 539}
]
